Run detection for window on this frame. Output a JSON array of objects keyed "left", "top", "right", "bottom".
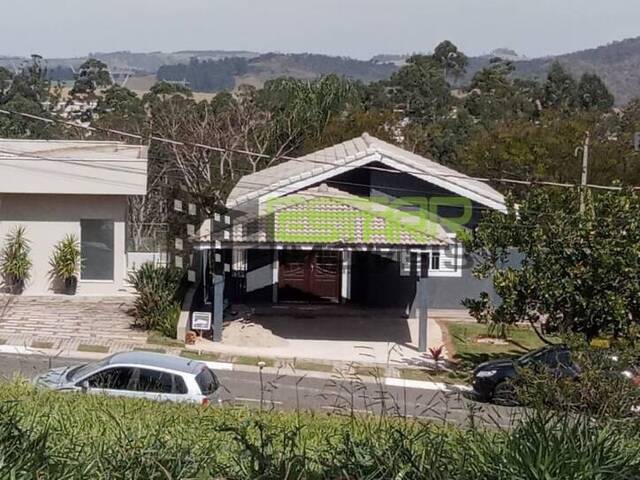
[
  {"left": 431, "top": 252, "right": 441, "bottom": 270},
  {"left": 195, "top": 367, "right": 219, "bottom": 395},
  {"left": 85, "top": 367, "right": 134, "bottom": 390},
  {"left": 135, "top": 368, "right": 177, "bottom": 394},
  {"left": 81, "top": 220, "right": 114, "bottom": 281}
]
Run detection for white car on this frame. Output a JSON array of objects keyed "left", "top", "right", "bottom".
[{"left": 34, "top": 351, "right": 221, "bottom": 405}]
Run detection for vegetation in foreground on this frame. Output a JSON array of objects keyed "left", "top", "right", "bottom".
[{"left": 1, "top": 380, "right": 640, "bottom": 479}]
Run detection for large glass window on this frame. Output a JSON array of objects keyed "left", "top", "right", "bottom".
[{"left": 81, "top": 219, "right": 114, "bottom": 280}]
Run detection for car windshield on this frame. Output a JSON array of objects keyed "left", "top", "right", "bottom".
[
  {"left": 67, "top": 356, "right": 115, "bottom": 381},
  {"left": 518, "top": 346, "right": 555, "bottom": 366}
]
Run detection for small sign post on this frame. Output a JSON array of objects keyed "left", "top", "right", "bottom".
[{"left": 191, "top": 312, "right": 212, "bottom": 331}]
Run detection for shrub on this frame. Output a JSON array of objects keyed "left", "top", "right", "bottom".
[
  {"left": 514, "top": 341, "right": 640, "bottom": 418},
  {"left": 128, "top": 262, "right": 184, "bottom": 336},
  {"left": 49, "top": 234, "right": 82, "bottom": 294},
  {"left": 1, "top": 381, "right": 640, "bottom": 479},
  {"left": 0, "top": 225, "right": 32, "bottom": 294}
]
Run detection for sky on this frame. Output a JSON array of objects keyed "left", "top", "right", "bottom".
[{"left": 1, "top": 0, "right": 640, "bottom": 60}]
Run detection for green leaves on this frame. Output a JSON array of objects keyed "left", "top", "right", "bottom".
[
  {"left": 49, "top": 234, "right": 82, "bottom": 282},
  {"left": 0, "top": 225, "right": 32, "bottom": 294},
  {"left": 465, "top": 188, "right": 640, "bottom": 341}
]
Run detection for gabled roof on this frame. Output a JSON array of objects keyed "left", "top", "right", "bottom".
[
  {"left": 0, "top": 139, "right": 148, "bottom": 195},
  {"left": 198, "top": 185, "right": 452, "bottom": 247},
  {"left": 226, "top": 134, "right": 506, "bottom": 212}
]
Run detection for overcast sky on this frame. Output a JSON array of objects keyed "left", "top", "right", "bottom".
[{"left": 2, "top": 0, "right": 639, "bottom": 59}]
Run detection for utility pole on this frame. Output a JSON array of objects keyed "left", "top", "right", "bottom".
[{"left": 579, "top": 131, "right": 590, "bottom": 214}]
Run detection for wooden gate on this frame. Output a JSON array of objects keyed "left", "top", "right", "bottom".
[{"left": 279, "top": 251, "right": 341, "bottom": 302}]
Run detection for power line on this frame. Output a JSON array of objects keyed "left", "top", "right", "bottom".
[{"left": 0, "top": 106, "right": 631, "bottom": 193}]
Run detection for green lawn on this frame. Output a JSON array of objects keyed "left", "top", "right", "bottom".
[{"left": 443, "top": 321, "right": 549, "bottom": 371}]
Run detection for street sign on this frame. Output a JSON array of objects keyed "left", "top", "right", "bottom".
[
  {"left": 191, "top": 312, "right": 212, "bottom": 330},
  {"left": 635, "top": 132, "right": 640, "bottom": 152}
]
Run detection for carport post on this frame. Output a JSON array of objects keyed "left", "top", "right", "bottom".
[{"left": 417, "top": 279, "right": 428, "bottom": 353}]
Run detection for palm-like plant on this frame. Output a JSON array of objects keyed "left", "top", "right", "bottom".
[
  {"left": 0, "top": 226, "right": 32, "bottom": 294},
  {"left": 49, "top": 234, "right": 82, "bottom": 294}
]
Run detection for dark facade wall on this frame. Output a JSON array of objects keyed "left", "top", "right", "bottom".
[
  {"left": 320, "top": 164, "right": 486, "bottom": 230},
  {"left": 350, "top": 251, "right": 417, "bottom": 308}
]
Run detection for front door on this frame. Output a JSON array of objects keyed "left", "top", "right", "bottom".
[{"left": 279, "top": 251, "right": 341, "bottom": 302}]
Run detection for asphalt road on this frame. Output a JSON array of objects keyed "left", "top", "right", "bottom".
[{"left": 0, "top": 353, "right": 520, "bottom": 428}]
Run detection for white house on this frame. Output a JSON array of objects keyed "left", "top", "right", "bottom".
[{"left": 0, "top": 139, "right": 148, "bottom": 295}]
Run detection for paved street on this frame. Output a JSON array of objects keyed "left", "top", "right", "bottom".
[{"left": 0, "top": 353, "right": 519, "bottom": 428}]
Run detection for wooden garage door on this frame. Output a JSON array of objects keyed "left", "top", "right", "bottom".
[{"left": 279, "top": 251, "right": 341, "bottom": 302}]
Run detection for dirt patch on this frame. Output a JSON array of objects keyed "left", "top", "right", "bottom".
[{"left": 222, "top": 319, "right": 289, "bottom": 348}]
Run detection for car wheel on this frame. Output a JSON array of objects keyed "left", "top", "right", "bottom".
[{"left": 492, "top": 381, "right": 518, "bottom": 406}]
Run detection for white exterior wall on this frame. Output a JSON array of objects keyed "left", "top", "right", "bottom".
[{"left": 0, "top": 193, "right": 130, "bottom": 296}]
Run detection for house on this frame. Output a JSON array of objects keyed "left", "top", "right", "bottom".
[
  {"left": 0, "top": 139, "right": 148, "bottom": 295},
  {"left": 194, "top": 134, "right": 505, "bottom": 347}
]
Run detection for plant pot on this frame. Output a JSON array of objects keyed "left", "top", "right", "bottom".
[{"left": 64, "top": 276, "right": 78, "bottom": 295}]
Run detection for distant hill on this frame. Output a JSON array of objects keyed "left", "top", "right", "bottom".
[
  {"left": 3, "top": 37, "right": 640, "bottom": 103},
  {"left": 157, "top": 53, "right": 398, "bottom": 92}
]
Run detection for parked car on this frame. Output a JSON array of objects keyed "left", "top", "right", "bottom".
[
  {"left": 34, "top": 352, "right": 221, "bottom": 405},
  {"left": 471, "top": 345, "right": 580, "bottom": 405}
]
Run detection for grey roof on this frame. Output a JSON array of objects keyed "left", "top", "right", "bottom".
[
  {"left": 0, "top": 139, "right": 148, "bottom": 195},
  {"left": 106, "top": 352, "right": 203, "bottom": 374},
  {"left": 226, "top": 134, "right": 506, "bottom": 212}
]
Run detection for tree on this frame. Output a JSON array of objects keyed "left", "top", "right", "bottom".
[
  {"left": 433, "top": 40, "right": 468, "bottom": 83},
  {"left": 70, "top": 58, "right": 112, "bottom": 97},
  {"left": 387, "top": 54, "right": 452, "bottom": 123},
  {"left": 0, "top": 67, "right": 12, "bottom": 98},
  {"left": 577, "top": 73, "right": 614, "bottom": 111},
  {"left": 543, "top": 61, "right": 578, "bottom": 111},
  {"left": 463, "top": 187, "right": 640, "bottom": 341}
]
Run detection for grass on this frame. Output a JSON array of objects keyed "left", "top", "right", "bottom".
[
  {"left": 30, "top": 341, "right": 54, "bottom": 349},
  {"left": 352, "top": 366, "right": 386, "bottom": 378},
  {"left": 180, "top": 350, "right": 223, "bottom": 362},
  {"left": 147, "top": 331, "right": 185, "bottom": 348},
  {"left": 133, "top": 347, "right": 167, "bottom": 354},
  {"left": 443, "top": 321, "right": 551, "bottom": 370},
  {"left": 1, "top": 379, "right": 639, "bottom": 479},
  {"left": 233, "top": 355, "right": 276, "bottom": 368},
  {"left": 77, "top": 344, "right": 110, "bottom": 354}
]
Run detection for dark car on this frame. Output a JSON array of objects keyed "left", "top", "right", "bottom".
[{"left": 471, "top": 345, "right": 579, "bottom": 405}]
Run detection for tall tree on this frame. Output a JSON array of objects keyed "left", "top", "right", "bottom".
[
  {"left": 387, "top": 54, "right": 452, "bottom": 124},
  {"left": 543, "top": 61, "right": 578, "bottom": 111},
  {"left": 433, "top": 40, "right": 468, "bottom": 83},
  {"left": 577, "top": 73, "right": 615, "bottom": 111},
  {"left": 70, "top": 58, "right": 112, "bottom": 97}
]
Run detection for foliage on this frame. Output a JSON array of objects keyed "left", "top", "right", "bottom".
[
  {"left": 0, "top": 226, "right": 32, "bottom": 294},
  {"left": 157, "top": 57, "right": 249, "bottom": 92},
  {"left": 70, "top": 58, "right": 112, "bottom": 97},
  {"left": 433, "top": 40, "right": 468, "bottom": 83},
  {"left": 49, "top": 234, "right": 82, "bottom": 282},
  {"left": 387, "top": 54, "right": 452, "bottom": 123},
  {"left": 128, "top": 262, "right": 184, "bottom": 335},
  {"left": 464, "top": 187, "right": 640, "bottom": 340},
  {"left": 1, "top": 381, "right": 640, "bottom": 478},
  {"left": 514, "top": 341, "right": 640, "bottom": 418}
]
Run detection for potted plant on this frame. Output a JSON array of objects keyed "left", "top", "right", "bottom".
[
  {"left": 0, "top": 226, "right": 32, "bottom": 294},
  {"left": 49, "top": 234, "right": 82, "bottom": 295}
]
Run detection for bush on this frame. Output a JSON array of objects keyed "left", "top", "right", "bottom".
[
  {"left": 49, "top": 234, "right": 82, "bottom": 294},
  {"left": 1, "top": 380, "right": 640, "bottom": 479},
  {"left": 514, "top": 341, "right": 640, "bottom": 418},
  {"left": 128, "top": 262, "right": 184, "bottom": 336},
  {"left": 0, "top": 225, "right": 32, "bottom": 294}
]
